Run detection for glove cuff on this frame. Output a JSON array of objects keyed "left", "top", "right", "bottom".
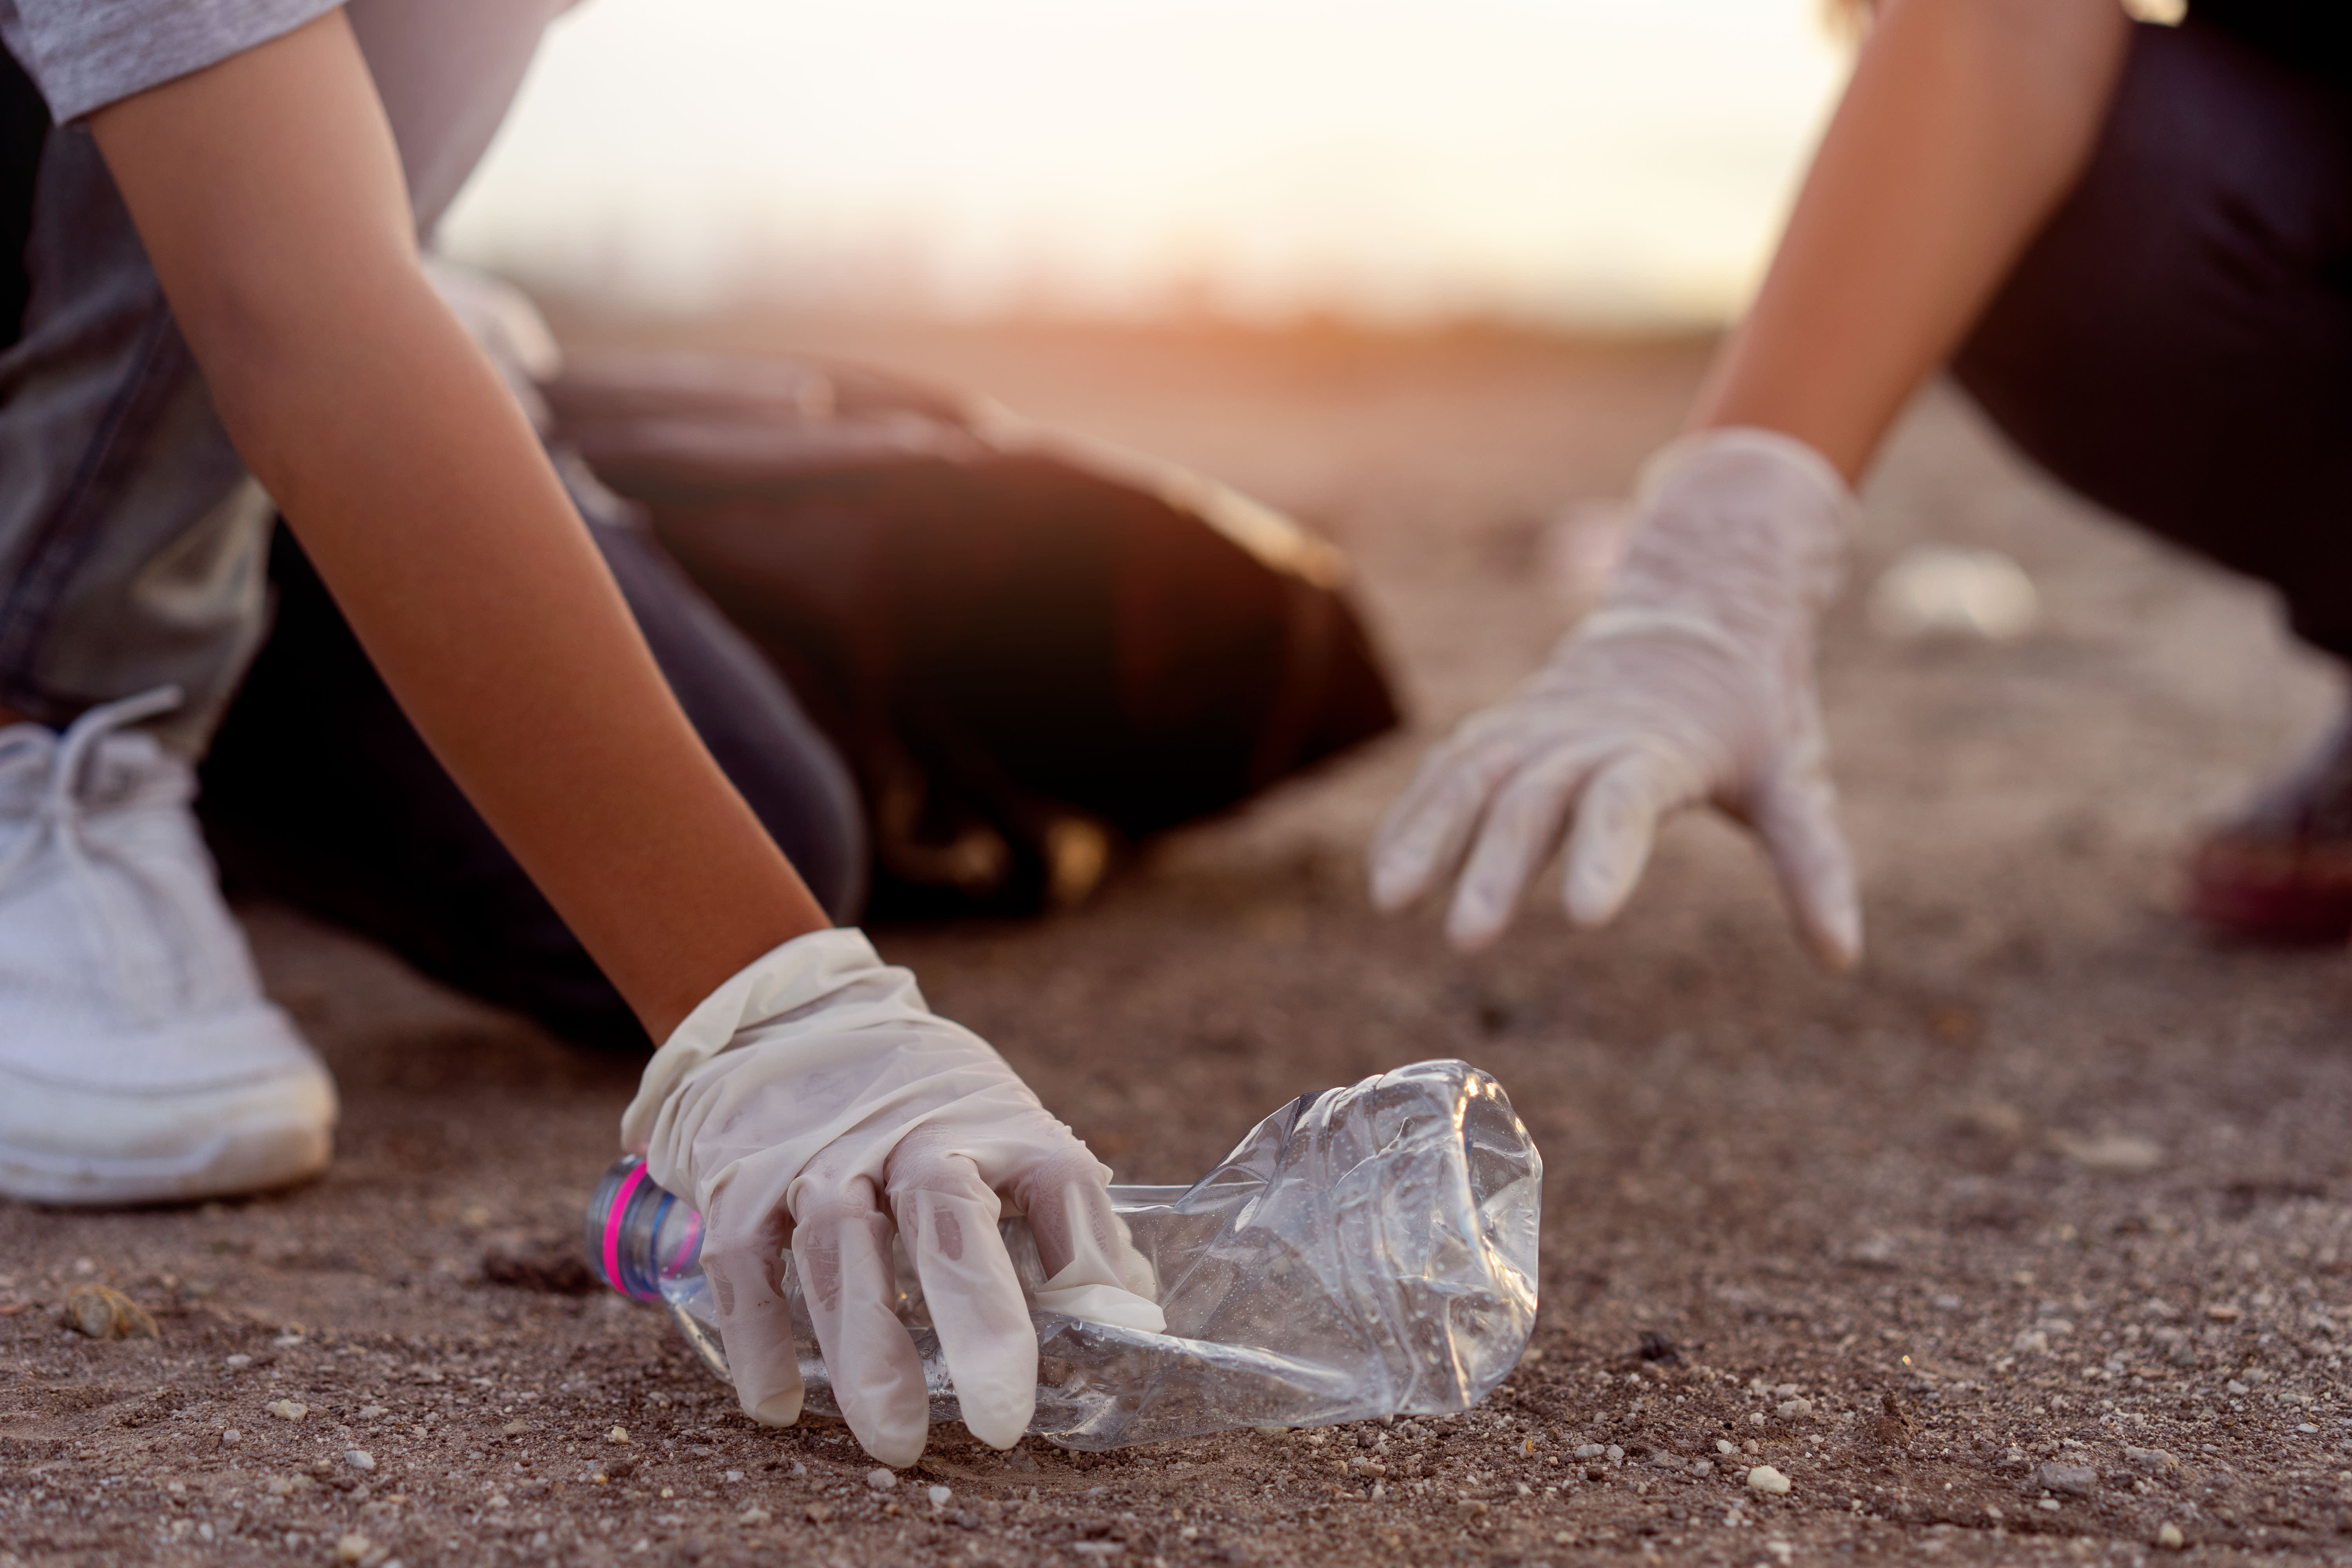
[
  {"left": 620, "top": 925, "right": 885, "bottom": 1154},
  {"left": 1633, "top": 426, "right": 1860, "bottom": 537},
  {"left": 1601, "top": 425, "right": 1857, "bottom": 639}
]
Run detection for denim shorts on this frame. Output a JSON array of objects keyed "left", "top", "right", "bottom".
[{"left": 0, "top": 0, "right": 571, "bottom": 753}]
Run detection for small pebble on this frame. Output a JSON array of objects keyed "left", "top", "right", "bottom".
[
  {"left": 1716, "top": 1439, "right": 1736, "bottom": 1455},
  {"left": 2034, "top": 1462, "right": 2099, "bottom": 1497},
  {"left": 737, "top": 1506, "right": 771, "bottom": 1526},
  {"left": 65, "top": 1284, "right": 158, "bottom": 1341},
  {"left": 607, "top": 1426, "right": 629, "bottom": 1444},
  {"left": 1746, "top": 1466, "right": 1792, "bottom": 1495},
  {"left": 268, "top": 1400, "right": 307, "bottom": 1422},
  {"left": 2048, "top": 1129, "right": 2162, "bottom": 1174},
  {"left": 866, "top": 1467, "right": 897, "bottom": 1491},
  {"left": 2158, "top": 1523, "right": 2185, "bottom": 1550},
  {"left": 803, "top": 1503, "right": 835, "bottom": 1525},
  {"left": 1574, "top": 1444, "right": 1606, "bottom": 1460},
  {"left": 2038, "top": 1499, "right": 2063, "bottom": 1512},
  {"left": 224, "top": 1354, "right": 253, "bottom": 1370},
  {"left": 927, "top": 1485, "right": 953, "bottom": 1507},
  {"left": 219, "top": 1428, "right": 241, "bottom": 1445},
  {"left": 356, "top": 1405, "right": 386, "bottom": 1421},
  {"left": 344, "top": 1450, "right": 374, "bottom": 1471},
  {"left": 1604, "top": 1445, "right": 1624, "bottom": 1463},
  {"left": 1777, "top": 1399, "right": 1813, "bottom": 1419},
  {"left": 334, "top": 1535, "right": 372, "bottom": 1564}
]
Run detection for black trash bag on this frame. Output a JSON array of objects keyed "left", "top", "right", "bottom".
[
  {"left": 543, "top": 350, "right": 1400, "bottom": 917},
  {"left": 0, "top": 45, "right": 53, "bottom": 351}
]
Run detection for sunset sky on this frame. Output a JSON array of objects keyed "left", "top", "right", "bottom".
[{"left": 438, "top": 0, "right": 1851, "bottom": 328}]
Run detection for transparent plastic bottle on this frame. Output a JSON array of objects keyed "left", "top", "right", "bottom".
[{"left": 584, "top": 1057, "right": 1541, "bottom": 1449}]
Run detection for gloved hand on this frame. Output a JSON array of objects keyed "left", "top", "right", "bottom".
[
  {"left": 622, "top": 927, "right": 1163, "bottom": 1468},
  {"left": 1370, "top": 427, "right": 1862, "bottom": 967}
]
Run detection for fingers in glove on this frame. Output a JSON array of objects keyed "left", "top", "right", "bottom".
[
  {"left": 1445, "top": 745, "right": 1608, "bottom": 950},
  {"left": 1016, "top": 1152, "right": 1167, "bottom": 1332},
  {"left": 1749, "top": 767, "right": 1863, "bottom": 971},
  {"left": 1369, "top": 735, "right": 1523, "bottom": 913},
  {"left": 1561, "top": 751, "right": 1688, "bottom": 929},
  {"left": 792, "top": 1176, "right": 931, "bottom": 1468},
  {"left": 886, "top": 1147, "right": 1038, "bottom": 1451},
  {"left": 703, "top": 1203, "right": 806, "bottom": 1430}
]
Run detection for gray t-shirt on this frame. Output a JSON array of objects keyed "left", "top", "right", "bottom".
[{"left": 0, "top": 0, "right": 341, "bottom": 123}]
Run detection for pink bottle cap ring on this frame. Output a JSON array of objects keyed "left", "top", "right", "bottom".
[{"left": 602, "top": 1160, "right": 658, "bottom": 1302}]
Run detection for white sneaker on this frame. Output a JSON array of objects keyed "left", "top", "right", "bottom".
[{"left": 0, "top": 688, "right": 337, "bottom": 1205}]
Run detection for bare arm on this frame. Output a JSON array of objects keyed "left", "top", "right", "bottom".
[
  {"left": 1691, "top": 0, "right": 2133, "bottom": 481},
  {"left": 89, "top": 13, "right": 830, "bottom": 1041}
]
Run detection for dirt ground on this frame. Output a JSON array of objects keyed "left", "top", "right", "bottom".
[{"left": 7, "top": 318, "right": 2352, "bottom": 1568}]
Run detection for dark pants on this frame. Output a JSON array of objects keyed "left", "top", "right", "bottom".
[
  {"left": 1954, "top": 18, "right": 2352, "bottom": 661},
  {"left": 198, "top": 468, "right": 867, "bottom": 1053}
]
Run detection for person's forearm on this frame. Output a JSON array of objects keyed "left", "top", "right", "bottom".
[
  {"left": 227, "top": 268, "right": 828, "bottom": 1039},
  {"left": 1690, "top": 0, "right": 2132, "bottom": 481},
  {"left": 91, "top": 16, "right": 829, "bottom": 1041}
]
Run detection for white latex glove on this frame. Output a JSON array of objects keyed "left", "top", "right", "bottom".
[
  {"left": 1370, "top": 427, "right": 1862, "bottom": 967},
  {"left": 623, "top": 927, "right": 1163, "bottom": 1468}
]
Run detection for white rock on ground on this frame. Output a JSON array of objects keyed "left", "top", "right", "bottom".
[{"left": 1746, "top": 1466, "right": 1792, "bottom": 1495}]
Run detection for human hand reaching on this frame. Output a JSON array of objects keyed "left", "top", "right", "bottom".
[
  {"left": 1370, "top": 428, "right": 1863, "bottom": 968},
  {"left": 624, "top": 929, "right": 1161, "bottom": 1468}
]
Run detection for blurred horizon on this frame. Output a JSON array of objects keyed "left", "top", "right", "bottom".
[{"left": 439, "top": 0, "right": 1851, "bottom": 333}]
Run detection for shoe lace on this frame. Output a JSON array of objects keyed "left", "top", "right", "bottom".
[{"left": 0, "top": 686, "right": 198, "bottom": 1020}]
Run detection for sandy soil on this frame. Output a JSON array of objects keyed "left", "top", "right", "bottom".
[{"left": 7, "top": 319, "right": 2352, "bottom": 1568}]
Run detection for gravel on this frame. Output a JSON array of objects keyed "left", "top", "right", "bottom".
[{"left": 3, "top": 327, "right": 2349, "bottom": 1568}]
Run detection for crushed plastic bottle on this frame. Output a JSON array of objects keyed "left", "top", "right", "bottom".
[{"left": 585, "top": 1057, "right": 1541, "bottom": 1449}]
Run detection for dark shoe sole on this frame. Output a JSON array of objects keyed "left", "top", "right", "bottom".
[{"left": 2186, "top": 833, "right": 2352, "bottom": 944}]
